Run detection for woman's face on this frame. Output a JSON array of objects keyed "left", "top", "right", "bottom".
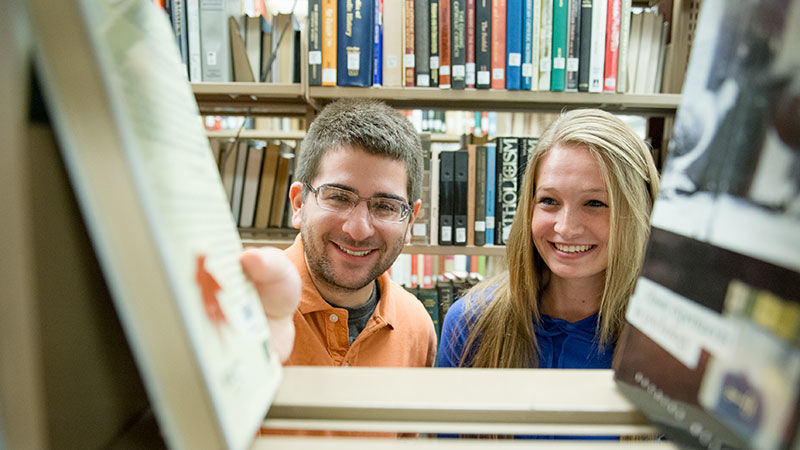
[{"left": 531, "top": 144, "right": 611, "bottom": 285}]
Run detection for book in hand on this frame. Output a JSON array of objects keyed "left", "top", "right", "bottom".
[
  {"left": 28, "top": 0, "right": 282, "bottom": 448},
  {"left": 614, "top": 1, "right": 800, "bottom": 449}
]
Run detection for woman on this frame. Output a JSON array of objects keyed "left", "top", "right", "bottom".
[{"left": 438, "top": 109, "right": 659, "bottom": 368}]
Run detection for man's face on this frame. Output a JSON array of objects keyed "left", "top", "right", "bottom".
[{"left": 290, "top": 146, "right": 416, "bottom": 293}]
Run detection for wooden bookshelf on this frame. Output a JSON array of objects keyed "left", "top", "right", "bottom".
[
  {"left": 240, "top": 236, "right": 507, "bottom": 257},
  {"left": 191, "top": 82, "right": 309, "bottom": 117}
]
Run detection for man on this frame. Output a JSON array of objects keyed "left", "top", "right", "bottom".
[{"left": 283, "top": 98, "right": 436, "bottom": 367}]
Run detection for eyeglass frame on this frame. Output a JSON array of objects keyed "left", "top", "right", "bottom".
[{"left": 303, "top": 183, "right": 414, "bottom": 223}]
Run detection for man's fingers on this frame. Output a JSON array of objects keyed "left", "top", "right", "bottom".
[{"left": 240, "top": 247, "right": 300, "bottom": 320}]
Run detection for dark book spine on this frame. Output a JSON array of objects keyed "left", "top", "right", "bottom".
[
  {"left": 415, "top": 0, "right": 431, "bottom": 86},
  {"left": 496, "top": 137, "right": 519, "bottom": 245},
  {"left": 518, "top": 137, "right": 538, "bottom": 194},
  {"left": 439, "top": 0, "right": 452, "bottom": 87},
  {"left": 170, "top": 0, "right": 189, "bottom": 75},
  {"left": 474, "top": 145, "right": 487, "bottom": 246},
  {"left": 450, "top": 0, "right": 466, "bottom": 89},
  {"left": 465, "top": 0, "right": 476, "bottom": 87},
  {"left": 475, "top": 0, "right": 491, "bottom": 89},
  {"left": 337, "top": 0, "right": 374, "bottom": 86},
  {"left": 453, "top": 149, "right": 469, "bottom": 245},
  {"left": 577, "top": 0, "right": 592, "bottom": 92},
  {"left": 309, "top": 0, "right": 323, "bottom": 85},
  {"left": 521, "top": 0, "right": 534, "bottom": 90},
  {"left": 439, "top": 150, "right": 455, "bottom": 245},
  {"left": 565, "top": 0, "right": 581, "bottom": 91},
  {"left": 436, "top": 279, "right": 455, "bottom": 324},
  {"left": 417, "top": 287, "right": 441, "bottom": 339},
  {"left": 430, "top": 0, "right": 440, "bottom": 86}
]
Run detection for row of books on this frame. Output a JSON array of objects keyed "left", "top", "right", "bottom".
[
  {"left": 308, "top": 0, "right": 669, "bottom": 93},
  {"left": 214, "top": 139, "right": 298, "bottom": 230},
  {"left": 159, "top": 0, "right": 301, "bottom": 82}
]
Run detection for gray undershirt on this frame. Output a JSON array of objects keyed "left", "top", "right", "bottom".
[{"left": 325, "top": 281, "right": 379, "bottom": 344}]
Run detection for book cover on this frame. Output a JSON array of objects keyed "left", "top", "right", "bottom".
[
  {"left": 436, "top": 279, "right": 456, "bottom": 327},
  {"left": 453, "top": 149, "right": 469, "bottom": 246},
  {"left": 587, "top": 0, "right": 607, "bottom": 92},
  {"left": 577, "top": 0, "right": 593, "bottom": 91},
  {"left": 521, "top": 0, "right": 535, "bottom": 90},
  {"left": 602, "top": 0, "right": 620, "bottom": 92},
  {"left": 438, "top": 150, "right": 455, "bottom": 245},
  {"left": 382, "top": 0, "right": 403, "bottom": 86},
  {"left": 537, "top": 0, "right": 553, "bottom": 90},
  {"left": 550, "top": 0, "right": 568, "bottom": 91},
  {"left": 451, "top": 0, "right": 467, "bottom": 89},
  {"left": 199, "top": 0, "right": 232, "bottom": 81},
  {"left": 496, "top": 137, "right": 519, "bottom": 244},
  {"left": 518, "top": 137, "right": 538, "bottom": 195},
  {"left": 253, "top": 143, "right": 280, "bottom": 229},
  {"left": 490, "top": 0, "right": 507, "bottom": 89},
  {"left": 485, "top": 142, "right": 496, "bottom": 245},
  {"left": 308, "top": 0, "right": 323, "bottom": 85},
  {"left": 404, "top": 0, "right": 415, "bottom": 86},
  {"left": 337, "top": 0, "right": 374, "bottom": 86},
  {"left": 373, "top": 0, "right": 383, "bottom": 85},
  {"left": 439, "top": 0, "right": 452, "bottom": 88},
  {"left": 475, "top": 0, "right": 491, "bottom": 89},
  {"left": 474, "top": 145, "right": 487, "bottom": 246},
  {"left": 430, "top": 0, "right": 440, "bottom": 87},
  {"left": 563, "top": 0, "right": 581, "bottom": 91},
  {"left": 417, "top": 287, "right": 441, "bottom": 340},
  {"left": 505, "top": 0, "right": 523, "bottom": 90},
  {"left": 415, "top": 0, "right": 432, "bottom": 86},
  {"left": 321, "top": 0, "right": 337, "bottom": 85},
  {"left": 465, "top": 0, "right": 477, "bottom": 87},
  {"left": 412, "top": 133, "right": 433, "bottom": 245},
  {"left": 615, "top": 1, "right": 800, "bottom": 449}
]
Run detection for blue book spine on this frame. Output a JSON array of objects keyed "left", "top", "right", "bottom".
[
  {"left": 337, "top": 0, "right": 374, "bottom": 86},
  {"left": 372, "top": 0, "right": 383, "bottom": 85},
  {"left": 485, "top": 143, "right": 496, "bottom": 245},
  {"left": 521, "top": 0, "right": 534, "bottom": 89},
  {"left": 505, "top": 0, "right": 523, "bottom": 89}
]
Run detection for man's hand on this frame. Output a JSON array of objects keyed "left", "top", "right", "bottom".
[{"left": 240, "top": 247, "right": 300, "bottom": 363}]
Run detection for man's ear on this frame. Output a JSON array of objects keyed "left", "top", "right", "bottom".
[
  {"left": 288, "top": 181, "right": 304, "bottom": 229},
  {"left": 404, "top": 199, "right": 422, "bottom": 244}
]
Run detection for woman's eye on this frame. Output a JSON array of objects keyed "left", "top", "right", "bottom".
[
  {"left": 537, "top": 197, "right": 557, "bottom": 206},
  {"left": 586, "top": 199, "right": 608, "bottom": 208}
]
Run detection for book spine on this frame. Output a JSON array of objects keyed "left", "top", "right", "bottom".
[
  {"left": 382, "top": 0, "right": 403, "bottom": 86},
  {"left": 438, "top": 150, "right": 454, "bottom": 245},
  {"left": 474, "top": 145, "right": 487, "bottom": 247},
  {"left": 373, "top": 0, "right": 383, "bottom": 85},
  {"left": 576, "top": 0, "right": 592, "bottom": 91},
  {"left": 430, "top": 0, "right": 440, "bottom": 86},
  {"left": 466, "top": 145, "right": 477, "bottom": 246},
  {"left": 588, "top": 0, "right": 606, "bottom": 92},
  {"left": 530, "top": 0, "right": 540, "bottom": 90},
  {"left": 484, "top": 142, "right": 496, "bottom": 244},
  {"left": 321, "top": 0, "right": 337, "bottom": 85},
  {"left": 490, "top": 0, "right": 506, "bottom": 89},
  {"left": 198, "top": 0, "right": 231, "bottom": 82},
  {"left": 521, "top": 0, "right": 534, "bottom": 90},
  {"left": 186, "top": 0, "right": 202, "bottom": 81},
  {"left": 453, "top": 149, "right": 469, "bottom": 245},
  {"left": 537, "top": 0, "right": 552, "bottom": 90},
  {"left": 464, "top": 0, "right": 476, "bottom": 87},
  {"left": 439, "top": 0, "right": 452, "bottom": 88},
  {"left": 518, "top": 137, "right": 538, "bottom": 194},
  {"left": 171, "top": 0, "right": 189, "bottom": 76},
  {"left": 451, "top": 0, "right": 466, "bottom": 89},
  {"left": 429, "top": 147, "right": 440, "bottom": 245},
  {"left": 412, "top": 134, "right": 432, "bottom": 244},
  {"left": 550, "top": 0, "right": 567, "bottom": 91},
  {"left": 564, "top": 0, "right": 581, "bottom": 91},
  {"left": 497, "top": 137, "right": 519, "bottom": 244},
  {"left": 337, "top": 0, "right": 375, "bottom": 86},
  {"left": 602, "top": 0, "right": 620, "bottom": 92},
  {"left": 475, "top": 0, "right": 491, "bottom": 89},
  {"left": 615, "top": 0, "right": 631, "bottom": 93},
  {"left": 505, "top": 0, "right": 523, "bottom": 90},
  {"left": 415, "top": 0, "right": 432, "bottom": 86},
  {"left": 309, "top": 0, "right": 323, "bottom": 85},
  {"left": 417, "top": 288, "right": 441, "bottom": 339},
  {"left": 404, "top": 0, "right": 415, "bottom": 86}
]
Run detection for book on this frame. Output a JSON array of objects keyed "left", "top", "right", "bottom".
[
  {"left": 485, "top": 142, "right": 496, "bottom": 245},
  {"left": 414, "top": 0, "right": 431, "bottom": 86},
  {"left": 496, "top": 137, "right": 519, "bottom": 244},
  {"left": 521, "top": 0, "right": 535, "bottom": 90},
  {"left": 185, "top": 0, "right": 201, "bottom": 81},
  {"left": 253, "top": 143, "right": 280, "bottom": 229},
  {"left": 474, "top": 0, "right": 491, "bottom": 89},
  {"left": 230, "top": 140, "right": 249, "bottom": 225},
  {"left": 587, "top": 0, "right": 607, "bottom": 92},
  {"left": 576, "top": 0, "right": 593, "bottom": 91},
  {"left": 632, "top": 8, "right": 655, "bottom": 93},
  {"left": 199, "top": 0, "right": 232, "bottom": 81},
  {"left": 269, "top": 147, "right": 294, "bottom": 228},
  {"left": 244, "top": 15, "right": 263, "bottom": 81},
  {"left": 474, "top": 145, "right": 487, "bottom": 247},
  {"left": 430, "top": 0, "right": 440, "bottom": 87},
  {"left": 404, "top": 0, "right": 415, "bottom": 86},
  {"left": 453, "top": 149, "right": 469, "bottom": 246},
  {"left": 238, "top": 143, "right": 264, "bottom": 228},
  {"left": 230, "top": 16, "right": 256, "bottom": 82},
  {"left": 564, "top": 0, "right": 581, "bottom": 91},
  {"left": 429, "top": 146, "right": 441, "bottom": 246},
  {"left": 321, "top": 0, "right": 337, "bottom": 85},
  {"left": 373, "top": 0, "right": 383, "bottom": 85},
  {"left": 382, "top": 0, "right": 403, "bottom": 86},
  {"left": 417, "top": 287, "right": 441, "bottom": 339},
  {"left": 615, "top": 2, "right": 800, "bottom": 449},
  {"left": 337, "top": 0, "right": 374, "bottom": 86},
  {"left": 518, "top": 137, "right": 537, "bottom": 195},
  {"left": 505, "top": 0, "right": 523, "bottom": 90},
  {"left": 272, "top": 13, "right": 298, "bottom": 83},
  {"left": 550, "top": 0, "right": 568, "bottom": 91},
  {"left": 308, "top": 0, "right": 323, "bottom": 85},
  {"left": 438, "top": 150, "right": 455, "bottom": 245},
  {"left": 464, "top": 0, "right": 477, "bottom": 87},
  {"left": 170, "top": 0, "right": 189, "bottom": 77},
  {"left": 436, "top": 279, "right": 456, "bottom": 326},
  {"left": 411, "top": 134, "right": 433, "bottom": 245},
  {"left": 439, "top": 0, "right": 452, "bottom": 88},
  {"left": 490, "top": 0, "right": 507, "bottom": 89},
  {"left": 615, "top": 0, "right": 631, "bottom": 93},
  {"left": 465, "top": 145, "right": 477, "bottom": 246},
  {"left": 602, "top": 0, "right": 620, "bottom": 92},
  {"left": 625, "top": 7, "right": 642, "bottom": 93},
  {"left": 258, "top": 15, "right": 274, "bottom": 82},
  {"left": 537, "top": 0, "right": 553, "bottom": 90},
  {"left": 451, "top": 0, "right": 467, "bottom": 89},
  {"left": 27, "top": 0, "right": 281, "bottom": 447}
]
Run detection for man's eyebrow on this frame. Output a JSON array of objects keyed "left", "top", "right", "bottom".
[{"left": 320, "top": 183, "right": 409, "bottom": 203}]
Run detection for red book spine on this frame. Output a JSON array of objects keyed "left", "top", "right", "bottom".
[
  {"left": 439, "top": 0, "right": 452, "bottom": 87},
  {"left": 603, "top": 0, "right": 621, "bottom": 92},
  {"left": 490, "top": 0, "right": 506, "bottom": 89},
  {"left": 405, "top": 0, "right": 416, "bottom": 86},
  {"left": 465, "top": 0, "right": 476, "bottom": 87}
]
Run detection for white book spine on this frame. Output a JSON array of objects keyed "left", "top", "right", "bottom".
[{"left": 588, "top": 0, "right": 607, "bottom": 92}]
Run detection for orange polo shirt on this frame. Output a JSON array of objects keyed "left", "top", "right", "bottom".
[{"left": 284, "top": 235, "right": 437, "bottom": 367}]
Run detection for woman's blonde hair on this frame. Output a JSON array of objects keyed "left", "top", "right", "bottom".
[{"left": 456, "top": 109, "right": 660, "bottom": 368}]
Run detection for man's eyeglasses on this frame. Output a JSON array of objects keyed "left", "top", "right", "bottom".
[{"left": 304, "top": 183, "right": 412, "bottom": 223}]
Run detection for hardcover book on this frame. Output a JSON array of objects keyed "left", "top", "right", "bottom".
[
  {"left": 382, "top": 0, "right": 403, "bottom": 86},
  {"left": 602, "top": 0, "right": 620, "bottom": 92},
  {"left": 465, "top": 0, "right": 477, "bottom": 87},
  {"left": 587, "top": 0, "right": 606, "bottom": 92},
  {"left": 439, "top": 0, "right": 453, "bottom": 88},
  {"left": 337, "top": 0, "right": 375, "bottom": 86},
  {"left": 550, "top": 0, "right": 568, "bottom": 91},
  {"left": 415, "top": 0, "right": 432, "bottom": 86},
  {"left": 321, "top": 0, "right": 337, "bottom": 85},
  {"left": 438, "top": 150, "right": 455, "bottom": 245},
  {"left": 451, "top": 0, "right": 467, "bottom": 89},
  {"left": 430, "top": 0, "right": 440, "bottom": 86},
  {"left": 404, "top": 0, "right": 416, "bottom": 86},
  {"left": 506, "top": 0, "right": 524, "bottom": 90},
  {"left": 453, "top": 149, "right": 469, "bottom": 246},
  {"left": 576, "top": 0, "right": 593, "bottom": 91},
  {"left": 565, "top": 0, "right": 581, "bottom": 91},
  {"left": 537, "top": 0, "right": 553, "bottom": 90},
  {"left": 495, "top": 137, "right": 519, "bottom": 244},
  {"left": 490, "top": 0, "right": 507, "bottom": 89},
  {"left": 475, "top": 0, "right": 491, "bottom": 89},
  {"left": 615, "top": 1, "right": 800, "bottom": 449},
  {"left": 308, "top": 0, "right": 323, "bottom": 85}
]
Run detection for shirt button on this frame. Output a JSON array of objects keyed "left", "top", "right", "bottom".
[{"left": 329, "top": 314, "right": 338, "bottom": 323}]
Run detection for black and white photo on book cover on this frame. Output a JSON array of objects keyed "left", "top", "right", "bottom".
[{"left": 614, "top": 0, "right": 800, "bottom": 449}]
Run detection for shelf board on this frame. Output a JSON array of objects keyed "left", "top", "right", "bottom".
[
  {"left": 239, "top": 237, "right": 505, "bottom": 256},
  {"left": 192, "top": 82, "right": 308, "bottom": 116},
  {"left": 308, "top": 87, "right": 682, "bottom": 115},
  {"left": 205, "top": 129, "right": 306, "bottom": 141}
]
